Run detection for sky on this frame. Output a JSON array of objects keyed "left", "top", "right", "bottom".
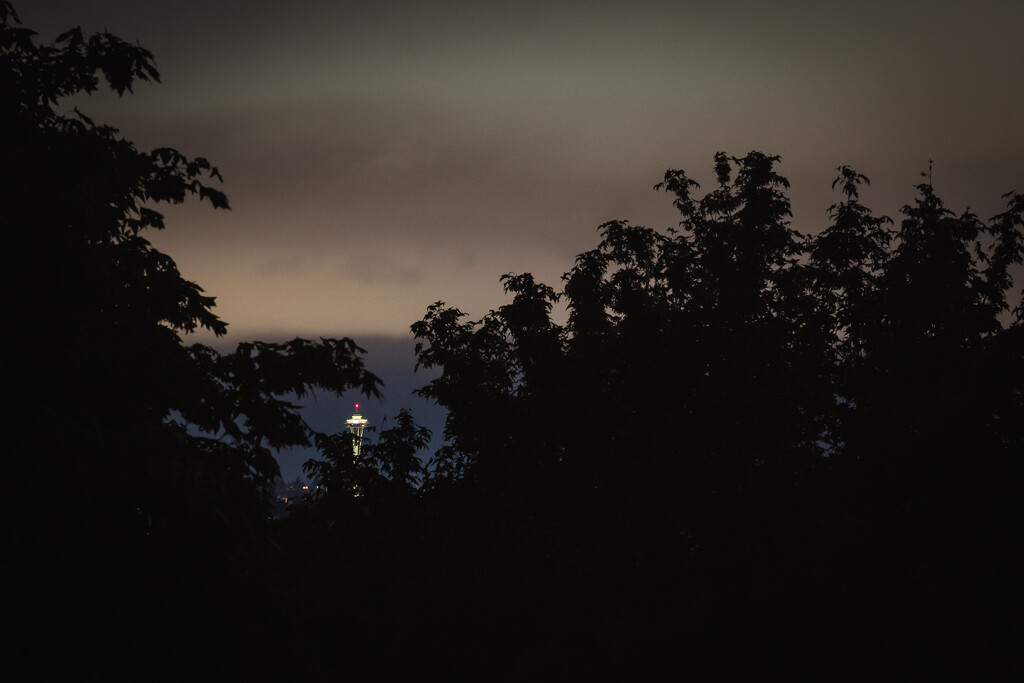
[{"left": 21, "top": 1, "right": 1024, "bottom": 478}]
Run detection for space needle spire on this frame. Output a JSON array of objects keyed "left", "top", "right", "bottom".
[{"left": 345, "top": 403, "right": 368, "bottom": 459}]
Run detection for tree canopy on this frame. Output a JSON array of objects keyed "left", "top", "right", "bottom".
[
  {"left": 405, "top": 151, "right": 1023, "bottom": 674},
  {"left": 6, "top": 1, "right": 1022, "bottom": 677},
  {"left": 415, "top": 151, "right": 1023, "bottom": 488},
  {"left": 3, "top": 4, "right": 381, "bottom": 677}
]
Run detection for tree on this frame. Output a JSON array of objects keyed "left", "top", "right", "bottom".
[
  {"left": 414, "top": 153, "right": 834, "bottom": 511},
  {"left": 2, "top": 5, "right": 381, "bottom": 677},
  {"left": 806, "top": 164, "right": 1024, "bottom": 633},
  {"left": 409, "top": 151, "right": 1024, "bottom": 669}
]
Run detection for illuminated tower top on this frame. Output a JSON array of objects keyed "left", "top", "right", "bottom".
[{"left": 345, "top": 403, "right": 368, "bottom": 459}]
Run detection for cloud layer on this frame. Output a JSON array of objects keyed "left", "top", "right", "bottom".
[{"left": 24, "top": 0, "right": 1024, "bottom": 342}]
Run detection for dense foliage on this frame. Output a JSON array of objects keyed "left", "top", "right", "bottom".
[
  {"left": 3, "top": 5, "right": 380, "bottom": 678},
  {"left": 404, "top": 152, "right": 1023, "bottom": 674},
  {"left": 285, "top": 152, "right": 1023, "bottom": 676},
  {"left": 6, "top": 2, "right": 1021, "bottom": 678}
]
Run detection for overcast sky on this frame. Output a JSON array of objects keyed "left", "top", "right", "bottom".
[
  {"left": 22, "top": 0, "right": 1023, "bottom": 476},
  {"left": 25, "top": 0, "right": 1023, "bottom": 337}
]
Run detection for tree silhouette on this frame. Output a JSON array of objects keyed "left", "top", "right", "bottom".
[
  {"left": 8, "top": 1, "right": 1021, "bottom": 674},
  {"left": 407, "top": 151, "right": 1023, "bottom": 674},
  {"left": 2, "top": 5, "right": 381, "bottom": 678},
  {"left": 807, "top": 166, "right": 1024, "bottom": 658}
]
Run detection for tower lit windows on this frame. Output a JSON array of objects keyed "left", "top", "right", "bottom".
[{"left": 345, "top": 403, "right": 368, "bottom": 460}]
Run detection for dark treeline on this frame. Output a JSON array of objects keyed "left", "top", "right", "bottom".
[{"left": 5, "top": 5, "right": 1021, "bottom": 679}]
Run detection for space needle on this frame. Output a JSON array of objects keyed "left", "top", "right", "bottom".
[{"left": 345, "top": 403, "right": 368, "bottom": 459}]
